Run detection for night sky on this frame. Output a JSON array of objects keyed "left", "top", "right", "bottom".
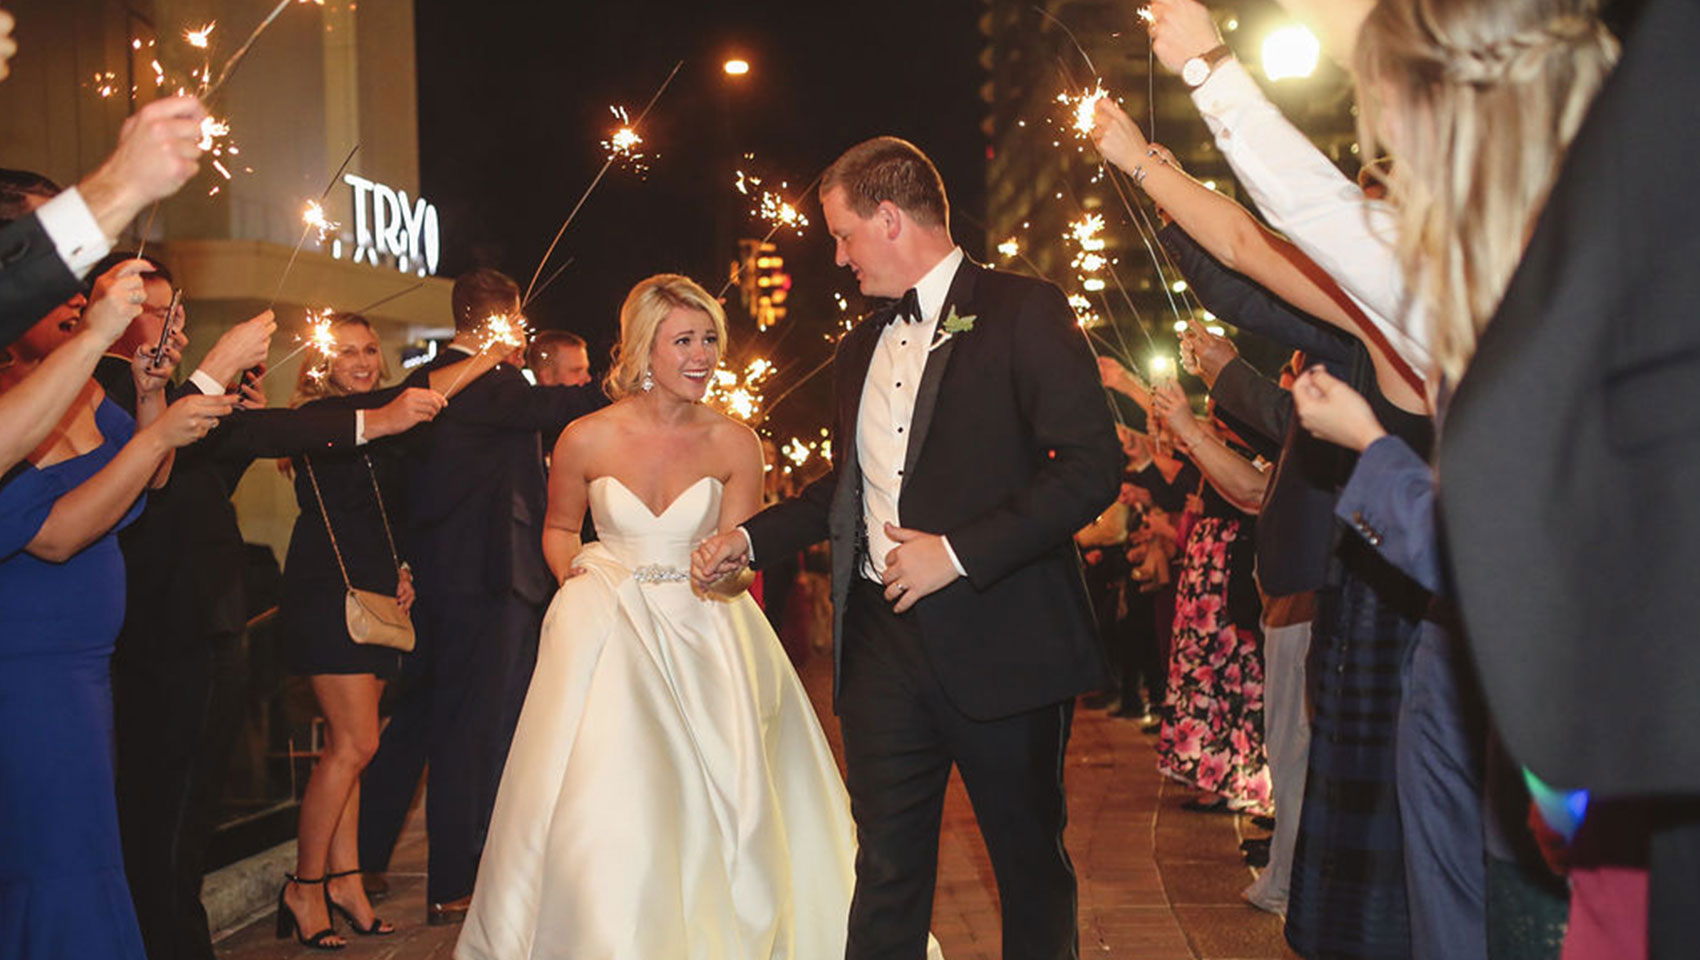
[{"left": 414, "top": 1, "right": 990, "bottom": 432}]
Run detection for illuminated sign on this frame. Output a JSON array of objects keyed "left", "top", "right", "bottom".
[{"left": 338, "top": 173, "right": 441, "bottom": 276}]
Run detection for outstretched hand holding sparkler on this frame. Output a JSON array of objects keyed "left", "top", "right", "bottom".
[
  {"left": 440, "top": 314, "right": 530, "bottom": 398},
  {"left": 78, "top": 95, "right": 208, "bottom": 238}
]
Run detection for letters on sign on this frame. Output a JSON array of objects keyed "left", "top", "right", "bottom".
[{"left": 341, "top": 173, "right": 441, "bottom": 276}]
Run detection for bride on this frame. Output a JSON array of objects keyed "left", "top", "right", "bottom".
[{"left": 456, "top": 274, "right": 862, "bottom": 960}]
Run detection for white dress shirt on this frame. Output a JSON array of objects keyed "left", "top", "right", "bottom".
[
  {"left": 856, "top": 246, "right": 967, "bottom": 582},
  {"left": 1191, "top": 59, "right": 1433, "bottom": 375},
  {"left": 33, "top": 187, "right": 112, "bottom": 280}
]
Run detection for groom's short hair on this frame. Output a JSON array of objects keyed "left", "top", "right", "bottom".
[
  {"left": 452, "top": 267, "right": 522, "bottom": 333},
  {"left": 820, "top": 137, "right": 948, "bottom": 229}
]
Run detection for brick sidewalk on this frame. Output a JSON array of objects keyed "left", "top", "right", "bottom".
[{"left": 216, "top": 651, "right": 1297, "bottom": 959}]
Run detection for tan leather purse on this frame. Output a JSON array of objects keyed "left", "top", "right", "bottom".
[{"left": 305, "top": 456, "right": 416, "bottom": 652}]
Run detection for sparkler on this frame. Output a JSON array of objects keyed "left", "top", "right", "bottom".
[
  {"left": 265, "top": 142, "right": 361, "bottom": 309},
  {"left": 443, "top": 312, "right": 531, "bottom": 396},
  {"left": 523, "top": 60, "right": 685, "bottom": 306},
  {"left": 255, "top": 307, "right": 338, "bottom": 383},
  {"left": 717, "top": 167, "right": 824, "bottom": 301},
  {"left": 704, "top": 356, "right": 777, "bottom": 422},
  {"left": 1058, "top": 83, "right": 1108, "bottom": 138},
  {"left": 204, "top": 0, "right": 323, "bottom": 101}
]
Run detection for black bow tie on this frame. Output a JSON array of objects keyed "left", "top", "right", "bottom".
[{"left": 891, "top": 288, "right": 922, "bottom": 325}]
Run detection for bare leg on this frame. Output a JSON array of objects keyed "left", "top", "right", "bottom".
[
  {"left": 284, "top": 674, "right": 385, "bottom": 944},
  {"left": 326, "top": 680, "right": 390, "bottom": 932}
]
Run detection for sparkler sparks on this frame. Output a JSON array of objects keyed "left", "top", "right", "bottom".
[
  {"left": 185, "top": 22, "right": 216, "bottom": 49},
  {"left": 998, "top": 237, "right": 1021, "bottom": 260},
  {"left": 704, "top": 357, "right": 777, "bottom": 423},
  {"left": 1058, "top": 83, "right": 1108, "bottom": 138},
  {"left": 600, "top": 106, "right": 649, "bottom": 175},
  {"left": 197, "top": 116, "right": 230, "bottom": 152},
  {"left": 302, "top": 200, "right": 338, "bottom": 243}
]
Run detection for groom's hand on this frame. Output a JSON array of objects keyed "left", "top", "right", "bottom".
[
  {"left": 691, "top": 530, "right": 750, "bottom": 591},
  {"left": 882, "top": 523, "right": 961, "bottom": 614}
]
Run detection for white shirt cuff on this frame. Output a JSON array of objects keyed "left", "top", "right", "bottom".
[
  {"left": 355, "top": 409, "right": 369, "bottom": 445},
  {"left": 739, "top": 526, "right": 756, "bottom": 565},
  {"left": 940, "top": 535, "right": 967, "bottom": 578},
  {"left": 188, "top": 368, "right": 224, "bottom": 396},
  {"left": 35, "top": 187, "right": 112, "bottom": 279}
]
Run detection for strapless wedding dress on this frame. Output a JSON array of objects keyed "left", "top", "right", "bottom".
[{"left": 455, "top": 476, "right": 859, "bottom": 960}]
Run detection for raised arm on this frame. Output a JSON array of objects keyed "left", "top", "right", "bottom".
[{"left": 1153, "top": 380, "right": 1268, "bottom": 513}]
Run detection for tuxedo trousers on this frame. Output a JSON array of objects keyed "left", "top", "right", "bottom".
[
  {"left": 359, "top": 590, "right": 542, "bottom": 902},
  {"left": 838, "top": 579, "right": 1079, "bottom": 960}
]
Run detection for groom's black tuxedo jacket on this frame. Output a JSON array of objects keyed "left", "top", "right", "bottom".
[
  {"left": 745, "top": 257, "right": 1122, "bottom": 721},
  {"left": 402, "top": 356, "right": 604, "bottom": 606}
]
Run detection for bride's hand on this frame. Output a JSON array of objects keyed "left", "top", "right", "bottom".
[{"left": 559, "top": 564, "right": 588, "bottom": 584}]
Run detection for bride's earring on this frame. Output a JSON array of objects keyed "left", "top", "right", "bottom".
[{"left": 641, "top": 368, "right": 654, "bottom": 392}]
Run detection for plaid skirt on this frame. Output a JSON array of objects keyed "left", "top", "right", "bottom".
[{"left": 1285, "top": 539, "right": 1429, "bottom": 959}]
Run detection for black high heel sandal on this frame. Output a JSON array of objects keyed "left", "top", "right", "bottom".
[
  {"left": 275, "top": 873, "right": 344, "bottom": 950},
  {"left": 324, "top": 869, "right": 396, "bottom": 936}
]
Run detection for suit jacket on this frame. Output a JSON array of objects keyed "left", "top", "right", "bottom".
[
  {"left": 0, "top": 215, "right": 83, "bottom": 348},
  {"left": 1161, "top": 224, "right": 1369, "bottom": 597},
  {"left": 744, "top": 258, "right": 1122, "bottom": 721},
  {"left": 1439, "top": 0, "right": 1700, "bottom": 795},
  {"left": 92, "top": 357, "right": 362, "bottom": 654},
  {"left": 402, "top": 357, "right": 604, "bottom": 605}
]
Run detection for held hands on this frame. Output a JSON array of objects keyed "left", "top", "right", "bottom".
[
  {"left": 1153, "top": 379, "right": 1202, "bottom": 444},
  {"left": 81, "top": 259, "right": 152, "bottom": 346},
  {"left": 366, "top": 387, "right": 447, "bottom": 439},
  {"left": 196, "top": 310, "right": 275, "bottom": 387},
  {"left": 1091, "top": 98, "right": 1150, "bottom": 173},
  {"left": 881, "top": 522, "right": 960, "bottom": 614},
  {"left": 396, "top": 565, "right": 416, "bottom": 615},
  {"left": 1149, "top": 0, "right": 1226, "bottom": 75},
  {"left": 132, "top": 316, "right": 186, "bottom": 397},
  {"left": 690, "top": 530, "right": 751, "bottom": 592},
  {"left": 150, "top": 392, "right": 238, "bottom": 449},
  {"left": 1291, "top": 366, "right": 1386, "bottom": 452},
  {"left": 1179, "top": 317, "right": 1236, "bottom": 385}
]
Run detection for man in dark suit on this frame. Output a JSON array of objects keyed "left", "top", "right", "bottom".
[
  {"left": 694, "top": 137, "right": 1121, "bottom": 960},
  {"left": 89, "top": 258, "right": 446, "bottom": 960},
  {"left": 1439, "top": 0, "right": 1699, "bottom": 952},
  {"left": 0, "top": 96, "right": 206, "bottom": 345},
  {"left": 358, "top": 268, "right": 604, "bottom": 923}
]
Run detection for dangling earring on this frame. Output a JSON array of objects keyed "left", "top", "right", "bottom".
[{"left": 641, "top": 368, "right": 654, "bottom": 392}]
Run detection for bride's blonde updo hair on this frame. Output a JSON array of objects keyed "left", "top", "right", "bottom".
[
  {"left": 604, "top": 273, "right": 728, "bottom": 400},
  {"left": 1354, "top": 0, "right": 1617, "bottom": 383}
]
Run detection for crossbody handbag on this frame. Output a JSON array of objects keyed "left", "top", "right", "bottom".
[{"left": 304, "top": 454, "right": 416, "bottom": 652}]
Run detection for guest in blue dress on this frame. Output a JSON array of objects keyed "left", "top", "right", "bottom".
[{"left": 0, "top": 298, "right": 232, "bottom": 960}]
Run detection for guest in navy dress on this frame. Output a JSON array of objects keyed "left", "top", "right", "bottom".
[{"left": 0, "top": 293, "right": 231, "bottom": 960}]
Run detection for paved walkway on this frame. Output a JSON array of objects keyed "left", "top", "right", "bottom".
[{"left": 216, "top": 651, "right": 1298, "bottom": 959}]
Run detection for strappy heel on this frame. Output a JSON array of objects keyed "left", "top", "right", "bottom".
[
  {"left": 275, "top": 873, "right": 345, "bottom": 950},
  {"left": 323, "top": 869, "right": 396, "bottom": 936}
]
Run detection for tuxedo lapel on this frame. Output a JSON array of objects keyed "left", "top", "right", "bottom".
[{"left": 901, "top": 259, "right": 979, "bottom": 480}]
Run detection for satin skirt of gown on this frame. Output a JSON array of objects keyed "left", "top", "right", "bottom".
[{"left": 456, "top": 476, "right": 856, "bottom": 960}]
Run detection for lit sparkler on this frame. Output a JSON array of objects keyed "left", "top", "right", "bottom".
[
  {"left": 302, "top": 200, "right": 338, "bottom": 243},
  {"left": 256, "top": 307, "right": 338, "bottom": 383},
  {"left": 998, "top": 237, "right": 1021, "bottom": 260},
  {"left": 442, "top": 312, "right": 531, "bottom": 396},
  {"left": 185, "top": 22, "right": 216, "bottom": 49},
  {"left": 600, "top": 106, "right": 649, "bottom": 175},
  {"left": 1057, "top": 82, "right": 1108, "bottom": 138}
]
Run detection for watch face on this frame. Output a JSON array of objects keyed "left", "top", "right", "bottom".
[{"left": 1183, "top": 57, "right": 1208, "bottom": 86}]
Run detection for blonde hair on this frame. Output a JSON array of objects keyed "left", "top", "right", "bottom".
[
  {"left": 1354, "top": 0, "right": 1616, "bottom": 384},
  {"left": 289, "top": 313, "right": 391, "bottom": 407},
  {"left": 604, "top": 274, "right": 727, "bottom": 400}
]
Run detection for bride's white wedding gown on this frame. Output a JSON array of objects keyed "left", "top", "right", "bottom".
[{"left": 455, "top": 475, "right": 858, "bottom": 960}]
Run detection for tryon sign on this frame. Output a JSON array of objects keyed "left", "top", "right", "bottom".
[{"left": 339, "top": 173, "right": 441, "bottom": 276}]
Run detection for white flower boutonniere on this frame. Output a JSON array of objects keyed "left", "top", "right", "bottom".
[{"left": 930, "top": 305, "right": 977, "bottom": 352}]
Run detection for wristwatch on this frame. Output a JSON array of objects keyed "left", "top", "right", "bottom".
[{"left": 1182, "top": 43, "right": 1233, "bottom": 87}]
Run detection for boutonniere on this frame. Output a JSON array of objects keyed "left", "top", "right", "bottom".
[{"left": 930, "top": 305, "right": 977, "bottom": 352}]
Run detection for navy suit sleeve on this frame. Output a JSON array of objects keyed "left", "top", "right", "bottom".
[
  {"left": 1160, "top": 223, "right": 1354, "bottom": 365},
  {"left": 0, "top": 215, "right": 83, "bottom": 348},
  {"left": 1334, "top": 434, "right": 1444, "bottom": 594},
  {"left": 744, "top": 466, "right": 836, "bottom": 565},
  {"left": 1211, "top": 357, "right": 1293, "bottom": 446},
  {"left": 438, "top": 365, "right": 606, "bottom": 437},
  {"left": 947, "top": 281, "right": 1123, "bottom": 587}
]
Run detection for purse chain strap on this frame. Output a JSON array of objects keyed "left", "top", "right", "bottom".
[{"left": 303, "top": 454, "right": 404, "bottom": 592}]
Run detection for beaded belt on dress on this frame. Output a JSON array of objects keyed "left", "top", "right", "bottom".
[{"left": 632, "top": 564, "right": 690, "bottom": 584}]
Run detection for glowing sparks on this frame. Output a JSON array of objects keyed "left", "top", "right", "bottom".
[
  {"left": 1058, "top": 83, "right": 1108, "bottom": 138},
  {"left": 1069, "top": 293, "right": 1103, "bottom": 328},
  {"left": 998, "top": 237, "right": 1021, "bottom": 260},
  {"left": 783, "top": 438, "right": 813, "bottom": 467},
  {"left": 185, "top": 22, "right": 216, "bottom": 49},
  {"left": 1137, "top": 6, "right": 1155, "bottom": 25},
  {"left": 302, "top": 200, "right": 338, "bottom": 243},
  {"left": 759, "top": 191, "right": 808, "bottom": 234},
  {"left": 476, "top": 313, "right": 530, "bottom": 353},
  {"left": 91, "top": 71, "right": 120, "bottom": 98},
  {"left": 600, "top": 106, "right": 649, "bottom": 174},
  {"left": 1068, "top": 214, "right": 1107, "bottom": 252},
  {"left": 704, "top": 357, "right": 776, "bottom": 423},
  {"left": 197, "top": 116, "right": 230, "bottom": 152}
]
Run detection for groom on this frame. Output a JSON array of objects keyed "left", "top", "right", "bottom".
[{"left": 694, "top": 137, "right": 1121, "bottom": 960}]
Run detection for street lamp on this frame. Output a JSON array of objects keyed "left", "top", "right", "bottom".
[{"left": 723, "top": 58, "right": 750, "bottom": 77}]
